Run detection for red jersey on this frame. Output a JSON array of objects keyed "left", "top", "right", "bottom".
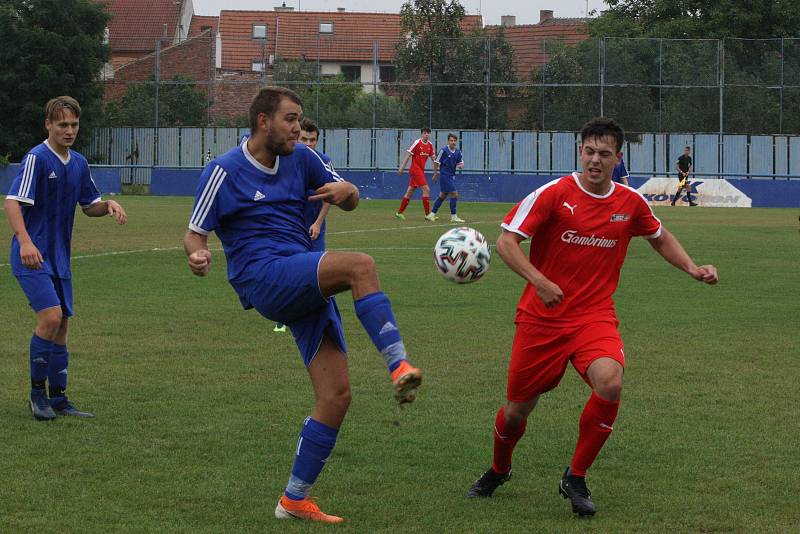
[
  {"left": 502, "top": 173, "right": 662, "bottom": 326},
  {"left": 407, "top": 139, "right": 435, "bottom": 173}
]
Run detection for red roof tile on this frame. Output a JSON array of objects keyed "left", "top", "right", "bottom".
[
  {"left": 102, "top": 0, "right": 184, "bottom": 52},
  {"left": 218, "top": 10, "right": 483, "bottom": 71},
  {"left": 487, "top": 19, "right": 589, "bottom": 80}
]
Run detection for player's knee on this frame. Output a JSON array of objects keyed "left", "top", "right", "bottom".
[
  {"left": 350, "top": 253, "right": 376, "bottom": 280},
  {"left": 593, "top": 376, "right": 623, "bottom": 401},
  {"left": 37, "top": 308, "right": 63, "bottom": 337},
  {"left": 321, "top": 384, "right": 352, "bottom": 413},
  {"left": 503, "top": 404, "right": 531, "bottom": 427}
]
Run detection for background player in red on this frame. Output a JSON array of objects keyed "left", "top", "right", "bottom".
[
  {"left": 395, "top": 127, "right": 435, "bottom": 220},
  {"left": 466, "top": 117, "right": 718, "bottom": 517}
]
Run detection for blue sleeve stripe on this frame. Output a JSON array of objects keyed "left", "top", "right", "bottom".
[
  {"left": 19, "top": 154, "right": 36, "bottom": 199},
  {"left": 190, "top": 165, "right": 227, "bottom": 229}
]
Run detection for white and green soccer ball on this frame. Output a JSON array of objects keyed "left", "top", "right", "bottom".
[{"left": 433, "top": 227, "right": 491, "bottom": 284}]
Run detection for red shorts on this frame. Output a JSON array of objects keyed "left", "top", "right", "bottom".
[
  {"left": 506, "top": 320, "right": 625, "bottom": 403},
  {"left": 408, "top": 168, "right": 428, "bottom": 188}
]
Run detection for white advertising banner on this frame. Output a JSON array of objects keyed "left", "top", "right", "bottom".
[{"left": 637, "top": 178, "right": 753, "bottom": 208}]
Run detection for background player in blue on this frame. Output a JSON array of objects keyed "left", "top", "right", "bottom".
[
  {"left": 426, "top": 133, "right": 466, "bottom": 223},
  {"left": 611, "top": 156, "right": 630, "bottom": 186},
  {"left": 4, "top": 96, "right": 127, "bottom": 421},
  {"left": 182, "top": 87, "right": 422, "bottom": 523}
]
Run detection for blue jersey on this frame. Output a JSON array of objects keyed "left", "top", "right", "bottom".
[
  {"left": 435, "top": 147, "right": 463, "bottom": 177},
  {"left": 188, "top": 140, "right": 342, "bottom": 303},
  {"left": 612, "top": 158, "right": 629, "bottom": 183},
  {"left": 6, "top": 141, "right": 101, "bottom": 278}
]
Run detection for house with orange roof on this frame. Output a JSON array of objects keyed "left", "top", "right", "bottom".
[
  {"left": 486, "top": 10, "right": 589, "bottom": 81},
  {"left": 215, "top": 7, "right": 483, "bottom": 89}
]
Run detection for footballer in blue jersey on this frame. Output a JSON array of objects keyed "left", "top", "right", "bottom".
[
  {"left": 611, "top": 157, "right": 630, "bottom": 186},
  {"left": 428, "top": 133, "right": 466, "bottom": 223},
  {"left": 298, "top": 118, "right": 332, "bottom": 253},
  {"left": 183, "top": 87, "right": 422, "bottom": 523},
  {"left": 4, "top": 96, "right": 127, "bottom": 421}
]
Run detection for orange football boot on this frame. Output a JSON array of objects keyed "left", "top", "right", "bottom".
[
  {"left": 274, "top": 495, "right": 344, "bottom": 523},
  {"left": 390, "top": 360, "right": 422, "bottom": 404}
]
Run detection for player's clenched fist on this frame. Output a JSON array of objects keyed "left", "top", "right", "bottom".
[
  {"left": 691, "top": 264, "right": 718, "bottom": 285},
  {"left": 188, "top": 249, "right": 212, "bottom": 276}
]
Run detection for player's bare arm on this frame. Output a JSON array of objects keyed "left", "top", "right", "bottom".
[
  {"left": 308, "top": 182, "right": 359, "bottom": 211},
  {"left": 183, "top": 230, "right": 212, "bottom": 276},
  {"left": 648, "top": 229, "right": 718, "bottom": 284},
  {"left": 398, "top": 152, "right": 411, "bottom": 174},
  {"left": 495, "top": 230, "right": 564, "bottom": 308},
  {"left": 309, "top": 202, "right": 332, "bottom": 240},
  {"left": 83, "top": 199, "right": 127, "bottom": 224},
  {"left": 4, "top": 198, "right": 43, "bottom": 269},
  {"left": 432, "top": 160, "right": 440, "bottom": 181}
]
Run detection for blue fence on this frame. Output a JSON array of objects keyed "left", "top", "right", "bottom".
[{"left": 87, "top": 128, "right": 800, "bottom": 186}]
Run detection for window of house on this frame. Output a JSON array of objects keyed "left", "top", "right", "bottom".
[
  {"left": 341, "top": 65, "right": 361, "bottom": 82},
  {"left": 380, "top": 65, "right": 397, "bottom": 83},
  {"left": 252, "top": 60, "right": 266, "bottom": 72},
  {"left": 252, "top": 24, "right": 267, "bottom": 39},
  {"left": 319, "top": 22, "right": 333, "bottom": 34}
]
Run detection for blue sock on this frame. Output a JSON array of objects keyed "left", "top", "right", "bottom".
[
  {"left": 48, "top": 344, "right": 68, "bottom": 402},
  {"left": 432, "top": 197, "right": 444, "bottom": 213},
  {"left": 30, "top": 334, "right": 52, "bottom": 389},
  {"left": 285, "top": 417, "right": 339, "bottom": 500},
  {"left": 450, "top": 197, "right": 458, "bottom": 215},
  {"left": 354, "top": 292, "right": 407, "bottom": 372}
]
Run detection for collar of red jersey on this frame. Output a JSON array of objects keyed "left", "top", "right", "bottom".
[{"left": 572, "top": 172, "right": 615, "bottom": 199}]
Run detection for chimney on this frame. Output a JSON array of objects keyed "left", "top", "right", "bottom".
[
  {"left": 274, "top": 2, "right": 294, "bottom": 11},
  {"left": 539, "top": 10, "right": 554, "bottom": 23},
  {"left": 501, "top": 15, "right": 516, "bottom": 28},
  {"left": 337, "top": 7, "right": 345, "bottom": 12}
]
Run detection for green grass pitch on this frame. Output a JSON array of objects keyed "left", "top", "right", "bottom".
[{"left": 0, "top": 197, "right": 798, "bottom": 532}]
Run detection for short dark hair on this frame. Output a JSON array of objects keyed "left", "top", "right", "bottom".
[
  {"left": 45, "top": 96, "right": 81, "bottom": 122},
  {"left": 684, "top": 146, "right": 691, "bottom": 151},
  {"left": 579, "top": 117, "right": 624, "bottom": 153},
  {"left": 300, "top": 117, "right": 319, "bottom": 136},
  {"left": 421, "top": 127, "right": 431, "bottom": 133},
  {"left": 447, "top": 133, "right": 458, "bottom": 141},
  {"left": 249, "top": 86, "right": 303, "bottom": 133}
]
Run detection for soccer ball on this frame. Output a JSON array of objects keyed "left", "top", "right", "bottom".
[{"left": 433, "top": 227, "right": 491, "bottom": 284}]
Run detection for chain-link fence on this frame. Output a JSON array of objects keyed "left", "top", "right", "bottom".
[{"left": 100, "top": 34, "right": 800, "bottom": 135}]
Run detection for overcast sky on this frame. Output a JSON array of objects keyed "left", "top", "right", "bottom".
[{"left": 192, "top": 0, "right": 609, "bottom": 27}]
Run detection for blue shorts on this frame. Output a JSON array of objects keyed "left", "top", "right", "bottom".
[
  {"left": 16, "top": 272, "right": 74, "bottom": 316},
  {"left": 245, "top": 251, "right": 346, "bottom": 366},
  {"left": 439, "top": 174, "right": 456, "bottom": 193}
]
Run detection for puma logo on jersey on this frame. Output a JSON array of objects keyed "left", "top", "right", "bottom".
[
  {"left": 253, "top": 190, "right": 265, "bottom": 201},
  {"left": 562, "top": 201, "right": 577, "bottom": 215}
]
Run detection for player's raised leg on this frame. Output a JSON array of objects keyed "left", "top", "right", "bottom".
[
  {"left": 318, "top": 251, "right": 421, "bottom": 403},
  {"left": 275, "top": 335, "right": 347, "bottom": 523}
]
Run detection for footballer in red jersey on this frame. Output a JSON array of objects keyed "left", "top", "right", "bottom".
[
  {"left": 466, "top": 117, "right": 718, "bottom": 517},
  {"left": 395, "top": 128, "right": 436, "bottom": 220}
]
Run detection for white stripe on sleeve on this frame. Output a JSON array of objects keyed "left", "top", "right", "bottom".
[
  {"left": 20, "top": 154, "right": 36, "bottom": 199},
  {"left": 503, "top": 178, "right": 561, "bottom": 234},
  {"left": 190, "top": 166, "right": 227, "bottom": 229}
]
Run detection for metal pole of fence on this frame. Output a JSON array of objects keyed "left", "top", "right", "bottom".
[
  {"left": 658, "top": 38, "right": 663, "bottom": 132},
  {"left": 541, "top": 40, "right": 546, "bottom": 130},
  {"left": 719, "top": 39, "right": 724, "bottom": 135},
  {"left": 600, "top": 38, "right": 605, "bottom": 117},
  {"left": 780, "top": 37, "right": 784, "bottom": 134},
  {"left": 485, "top": 38, "right": 491, "bottom": 173},
  {"left": 373, "top": 41, "right": 378, "bottom": 168},
  {"left": 154, "top": 40, "right": 160, "bottom": 129}
]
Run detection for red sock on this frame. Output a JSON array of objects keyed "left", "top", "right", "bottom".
[
  {"left": 422, "top": 196, "right": 430, "bottom": 215},
  {"left": 398, "top": 197, "right": 410, "bottom": 213},
  {"left": 492, "top": 406, "right": 527, "bottom": 474},
  {"left": 569, "top": 392, "right": 620, "bottom": 477}
]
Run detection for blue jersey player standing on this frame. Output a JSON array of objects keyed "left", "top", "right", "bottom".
[
  {"left": 427, "top": 133, "right": 465, "bottom": 223},
  {"left": 183, "top": 87, "right": 422, "bottom": 523},
  {"left": 4, "top": 96, "right": 127, "bottom": 421}
]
